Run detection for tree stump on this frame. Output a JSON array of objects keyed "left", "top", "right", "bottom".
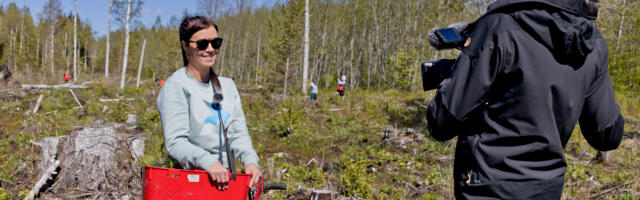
[
  {"left": 311, "top": 189, "right": 337, "bottom": 200},
  {"left": 33, "top": 123, "right": 144, "bottom": 199}
]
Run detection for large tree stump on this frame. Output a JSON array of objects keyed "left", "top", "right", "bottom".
[
  {"left": 33, "top": 123, "right": 144, "bottom": 199},
  {"left": 311, "top": 189, "right": 337, "bottom": 200}
]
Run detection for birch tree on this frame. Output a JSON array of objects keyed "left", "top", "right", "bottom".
[
  {"left": 73, "top": 0, "right": 78, "bottom": 81},
  {"left": 136, "top": 39, "right": 147, "bottom": 87},
  {"left": 43, "top": 0, "right": 61, "bottom": 78},
  {"left": 119, "top": 0, "right": 131, "bottom": 89},
  {"left": 113, "top": 0, "right": 143, "bottom": 89},
  {"left": 612, "top": 0, "right": 627, "bottom": 67},
  {"left": 105, "top": 0, "right": 112, "bottom": 78},
  {"left": 302, "top": 0, "right": 309, "bottom": 93},
  {"left": 198, "top": 0, "right": 225, "bottom": 19}
]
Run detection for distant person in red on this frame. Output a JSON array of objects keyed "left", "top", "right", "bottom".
[
  {"left": 156, "top": 79, "right": 166, "bottom": 87},
  {"left": 64, "top": 71, "right": 72, "bottom": 82}
]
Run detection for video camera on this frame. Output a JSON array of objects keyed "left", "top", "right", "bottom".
[{"left": 421, "top": 23, "right": 469, "bottom": 91}]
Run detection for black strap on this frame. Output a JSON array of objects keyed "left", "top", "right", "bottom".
[{"left": 210, "top": 67, "right": 237, "bottom": 180}]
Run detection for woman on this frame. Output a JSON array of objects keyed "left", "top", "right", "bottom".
[
  {"left": 336, "top": 75, "right": 346, "bottom": 100},
  {"left": 157, "top": 16, "right": 261, "bottom": 190}
]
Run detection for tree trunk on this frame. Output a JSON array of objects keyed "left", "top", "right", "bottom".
[
  {"left": 51, "top": 23, "right": 55, "bottom": 77},
  {"left": 370, "top": 1, "right": 380, "bottom": 89},
  {"left": 136, "top": 39, "right": 147, "bottom": 87},
  {"left": 42, "top": 38, "right": 47, "bottom": 66},
  {"left": 120, "top": 0, "right": 132, "bottom": 89},
  {"left": 20, "top": 10, "right": 24, "bottom": 53},
  {"left": 302, "top": 0, "right": 310, "bottom": 94},
  {"left": 612, "top": 0, "right": 626, "bottom": 67},
  {"left": 83, "top": 50, "right": 87, "bottom": 73},
  {"left": 105, "top": 0, "right": 112, "bottom": 78},
  {"left": 9, "top": 30, "right": 13, "bottom": 72},
  {"left": 349, "top": 36, "right": 354, "bottom": 88},
  {"left": 320, "top": 13, "right": 328, "bottom": 87},
  {"left": 37, "top": 39, "right": 40, "bottom": 67},
  {"left": 92, "top": 49, "right": 96, "bottom": 79},
  {"left": 283, "top": 57, "right": 290, "bottom": 98},
  {"left": 255, "top": 32, "right": 261, "bottom": 86},
  {"left": 65, "top": 33, "right": 69, "bottom": 73},
  {"left": 84, "top": 50, "right": 88, "bottom": 72},
  {"left": 73, "top": 0, "right": 78, "bottom": 81}
]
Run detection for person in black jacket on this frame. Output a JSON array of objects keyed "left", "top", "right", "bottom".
[{"left": 426, "top": 0, "right": 624, "bottom": 199}]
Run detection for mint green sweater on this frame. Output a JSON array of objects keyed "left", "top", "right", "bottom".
[{"left": 157, "top": 67, "right": 259, "bottom": 170}]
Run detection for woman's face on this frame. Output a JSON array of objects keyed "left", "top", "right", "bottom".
[{"left": 183, "top": 26, "right": 219, "bottom": 70}]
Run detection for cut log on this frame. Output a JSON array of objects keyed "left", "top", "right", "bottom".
[
  {"left": 99, "top": 98, "right": 135, "bottom": 102},
  {"left": 22, "top": 82, "right": 91, "bottom": 89},
  {"left": 32, "top": 94, "right": 44, "bottom": 114},
  {"left": 68, "top": 89, "right": 83, "bottom": 108},
  {"left": 24, "top": 160, "right": 60, "bottom": 200}
]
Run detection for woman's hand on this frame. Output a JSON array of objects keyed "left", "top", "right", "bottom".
[
  {"left": 207, "top": 162, "right": 229, "bottom": 190},
  {"left": 245, "top": 164, "right": 262, "bottom": 187}
]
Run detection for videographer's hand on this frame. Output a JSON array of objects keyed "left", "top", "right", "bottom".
[
  {"left": 207, "top": 162, "right": 229, "bottom": 190},
  {"left": 245, "top": 164, "right": 262, "bottom": 187}
]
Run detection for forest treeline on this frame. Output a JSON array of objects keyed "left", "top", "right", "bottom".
[{"left": 0, "top": 0, "right": 638, "bottom": 94}]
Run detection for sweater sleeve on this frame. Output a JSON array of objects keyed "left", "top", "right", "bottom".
[
  {"left": 227, "top": 82, "right": 260, "bottom": 167},
  {"left": 158, "top": 81, "right": 218, "bottom": 170}
]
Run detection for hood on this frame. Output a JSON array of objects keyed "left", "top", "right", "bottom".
[{"left": 486, "top": 0, "right": 598, "bottom": 63}]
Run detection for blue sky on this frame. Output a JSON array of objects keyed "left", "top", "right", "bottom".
[{"left": 2, "top": 0, "right": 283, "bottom": 37}]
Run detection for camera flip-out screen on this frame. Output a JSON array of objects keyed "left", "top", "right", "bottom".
[{"left": 436, "top": 28, "right": 464, "bottom": 44}]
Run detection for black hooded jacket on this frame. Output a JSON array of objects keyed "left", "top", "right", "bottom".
[{"left": 426, "top": 0, "right": 624, "bottom": 199}]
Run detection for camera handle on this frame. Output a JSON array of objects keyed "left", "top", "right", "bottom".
[{"left": 421, "top": 59, "right": 457, "bottom": 91}]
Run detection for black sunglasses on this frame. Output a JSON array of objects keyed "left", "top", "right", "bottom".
[{"left": 189, "top": 37, "right": 224, "bottom": 50}]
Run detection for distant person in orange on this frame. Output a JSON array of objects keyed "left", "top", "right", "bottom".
[
  {"left": 156, "top": 79, "right": 166, "bottom": 87},
  {"left": 64, "top": 71, "right": 72, "bottom": 82}
]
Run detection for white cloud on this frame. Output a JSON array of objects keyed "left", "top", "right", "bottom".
[{"left": 142, "top": 8, "right": 166, "bottom": 15}]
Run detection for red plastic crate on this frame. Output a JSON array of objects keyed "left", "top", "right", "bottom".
[{"left": 144, "top": 166, "right": 260, "bottom": 200}]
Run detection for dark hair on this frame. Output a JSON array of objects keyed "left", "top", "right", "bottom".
[{"left": 179, "top": 16, "right": 219, "bottom": 66}]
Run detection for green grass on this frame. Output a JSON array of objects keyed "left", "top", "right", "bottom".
[{"left": 0, "top": 82, "right": 638, "bottom": 199}]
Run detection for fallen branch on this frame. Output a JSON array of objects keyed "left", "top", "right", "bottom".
[
  {"left": 98, "top": 98, "right": 135, "bottom": 102},
  {"left": 44, "top": 110, "right": 57, "bottom": 115},
  {"left": 21, "top": 82, "right": 91, "bottom": 89},
  {"left": 306, "top": 158, "right": 318, "bottom": 166},
  {"left": 68, "top": 89, "right": 83, "bottom": 108},
  {"left": 327, "top": 106, "right": 362, "bottom": 112},
  {"left": 400, "top": 180, "right": 422, "bottom": 194},
  {"left": 589, "top": 181, "right": 638, "bottom": 198},
  {"left": 121, "top": 103, "right": 135, "bottom": 109},
  {"left": 32, "top": 94, "right": 44, "bottom": 114},
  {"left": 30, "top": 140, "right": 41, "bottom": 147},
  {"left": 25, "top": 160, "right": 60, "bottom": 200}
]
